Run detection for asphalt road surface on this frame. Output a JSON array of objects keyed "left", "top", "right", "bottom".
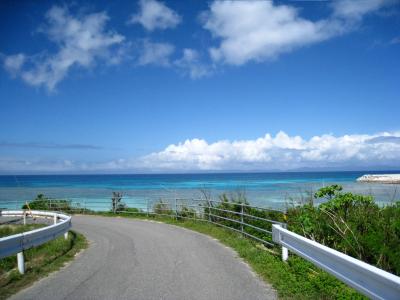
[{"left": 12, "top": 215, "right": 277, "bottom": 300}]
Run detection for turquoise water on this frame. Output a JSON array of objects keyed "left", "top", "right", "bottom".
[{"left": 0, "top": 171, "right": 399, "bottom": 210}]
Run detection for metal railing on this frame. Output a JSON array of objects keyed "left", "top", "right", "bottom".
[
  {"left": 143, "top": 198, "right": 286, "bottom": 247},
  {"left": 272, "top": 224, "right": 400, "bottom": 300},
  {"left": 0, "top": 210, "right": 72, "bottom": 274}
]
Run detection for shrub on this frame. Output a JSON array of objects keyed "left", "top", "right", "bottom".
[
  {"left": 153, "top": 200, "right": 173, "bottom": 215},
  {"left": 287, "top": 185, "right": 400, "bottom": 275},
  {"left": 22, "top": 194, "right": 72, "bottom": 211},
  {"left": 176, "top": 205, "right": 196, "bottom": 220}
]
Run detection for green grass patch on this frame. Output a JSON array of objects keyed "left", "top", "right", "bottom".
[
  {"left": 0, "top": 227, "right": 87, "bottom": 299},
  {"left": 0, "top": 224, "right": 45, "bottom": 238},
  {"left": 89, "top": 212, "right": 365, "bottom": 299}
]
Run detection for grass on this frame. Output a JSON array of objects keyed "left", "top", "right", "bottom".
[
  {"left": 0, "top": 225, "right": 87, "bottom": 300},
  {"left": 90, "top": 211, "right": 365, "bottom": 299},
  {"left": 0, "top": 224, "right": 45, "bottom": 238}
]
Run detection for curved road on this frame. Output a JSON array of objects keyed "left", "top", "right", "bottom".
[{"left": 12, "top": 215, "right": 276, "bottom": 300}]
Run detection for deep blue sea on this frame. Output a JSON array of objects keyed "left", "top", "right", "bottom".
[{"left": 0, "top": 171, "right": 399, "bottom": 210}]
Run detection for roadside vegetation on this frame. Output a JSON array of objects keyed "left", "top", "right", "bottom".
[
  {"left": 22, "top": 194, "right": 92, "bottom": 214},
  {"left": 0, "top": 224, "right": 87, "bottom": 299},
  {"left": 287, "top": 185, "right": 400, "bottom": 276},
  {"left": 21, "top": 186, "right": 400, "bottom": 299}
]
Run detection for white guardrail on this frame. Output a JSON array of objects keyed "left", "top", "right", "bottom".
[
  {"left": 272, "top": 224, "right": 400, "bottom": 300},
  {"left": 0, "top": 210, "right": 72, "bottom": 274}
]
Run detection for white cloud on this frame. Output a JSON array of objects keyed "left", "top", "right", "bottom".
[
  {"left": 2, "top": 131, "right": 400, "bottom": 173},
  {"left": 332, "top": 0, "right": 393, "bottom": 19},
  {"left": 202, "top": 0, "right": 394, "bottom": 65},
  {"left": 129, "top": 0, "right": 181, "bottom": 31},
  {"left": 174, "top": 48, "right": 211, "bottom": 79},
  {"left": 140, "top": 131, "right": 400, "bottom": 171},
  {"left": 3, "top": 54, "right": 25, "bottom": 76},
  {"left": 3, "top": 6, "right": 125, "bottom": 91},
  {"left": 137, "top": 40, "right": 175, "bottom": 66}
]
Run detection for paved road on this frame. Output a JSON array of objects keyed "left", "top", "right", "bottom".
[{"left": 12, "top": 215, "right": 276, "bottom": 300}]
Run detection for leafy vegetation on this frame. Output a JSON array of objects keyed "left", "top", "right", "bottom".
[
  {"left": 287, "top": 185, "right": 400, "bottom": 275},
  {"left": 153, "top": 199, "right": 173, "bottom": 215},
  {"left": 22, "top": 194, "right": 72, "bottom": 211}
]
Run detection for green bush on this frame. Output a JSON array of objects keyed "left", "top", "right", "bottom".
[
  {"left": 287, "top": 185, "right": 400, "bottom": 275},
  {"left": 22, "top": 194, "right": 72, "bottom": 211},
  {"left": 176, "top": 205, "right": 196, "bottom": 219},
  {"left": 153, "top": 200, "right": 173, "bottom": 215}
]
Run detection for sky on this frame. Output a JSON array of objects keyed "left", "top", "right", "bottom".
[{"left": 0, "top": 0, "right": 399, "bottom": 174}]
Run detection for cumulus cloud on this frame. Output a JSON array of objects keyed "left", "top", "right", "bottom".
[
  {"left": 137, "top": 40, "right": 175, "bottom": 66},
  {"left": 129, "top": 0, "right": 181, "bottom": 31},
  {"left": 140, "top": 131, "right": 400, "bottom": 171},
  {"left": 2, "top": 131, "right": 400, "bottom": 173},
  {"left": 174, "top": 48, "right": 211, "bottom": 79},
  {"left": 3, "top": 6, "right": 125, "bottom": 91},
  {"left": 202, "top": 0, "right": 394, "bottom": 65}
]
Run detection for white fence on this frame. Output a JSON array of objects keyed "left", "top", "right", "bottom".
[
  {"left": 0, "top": 210, "right": 72, "bottom": 274},
  {"left": 272, "top": 224, "right": 400, "bottom": 300}
]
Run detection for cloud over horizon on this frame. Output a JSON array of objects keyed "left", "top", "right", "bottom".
[
  {"left": 2, "top": 131, "right": 400, "bottom": 173},
  {"left": 140, "top": 131, "right": 400, "bottom": 171}
]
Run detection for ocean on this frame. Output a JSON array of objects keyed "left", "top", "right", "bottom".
[{"left": 0, "top": 171, "right": 399, "bottom": 211}]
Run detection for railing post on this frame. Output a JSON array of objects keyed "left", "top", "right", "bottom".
[
  {"left": 23, "top": 211, "right": 26, "bottom": 225},
  {"left": 193, "top": 199, "right": 197, "bottom": 220},
  {"left": 64, "top": 231, "right": 69, "bottom": 240},
  {"left": 240, "top": 203, "right": 244, "bottom": 234},
  {"left": 282, "top": 244, "right": 288, "bottom": 261},
  {"left": 53, "top": 214, "right": 57, "bottom": 224},
  {"left": 281, "top": 223, "right": 288, "bottom": 261},
  {"left": 174, "top": 198, "right": 178, "bottom": 220},
  {"left": 17, "top": 251, "right": 25, "bottom": 274},
  {"left": 208, "top": 200, "right": 211, "bottom": 222}
]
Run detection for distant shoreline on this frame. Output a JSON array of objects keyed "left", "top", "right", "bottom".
[{"left": 357, "top": 174, "right": 400, "bottom": 184}]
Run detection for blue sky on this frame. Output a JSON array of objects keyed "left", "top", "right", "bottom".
[{"left": 0, "top": 0, "right": 400, "bottom": 174}]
